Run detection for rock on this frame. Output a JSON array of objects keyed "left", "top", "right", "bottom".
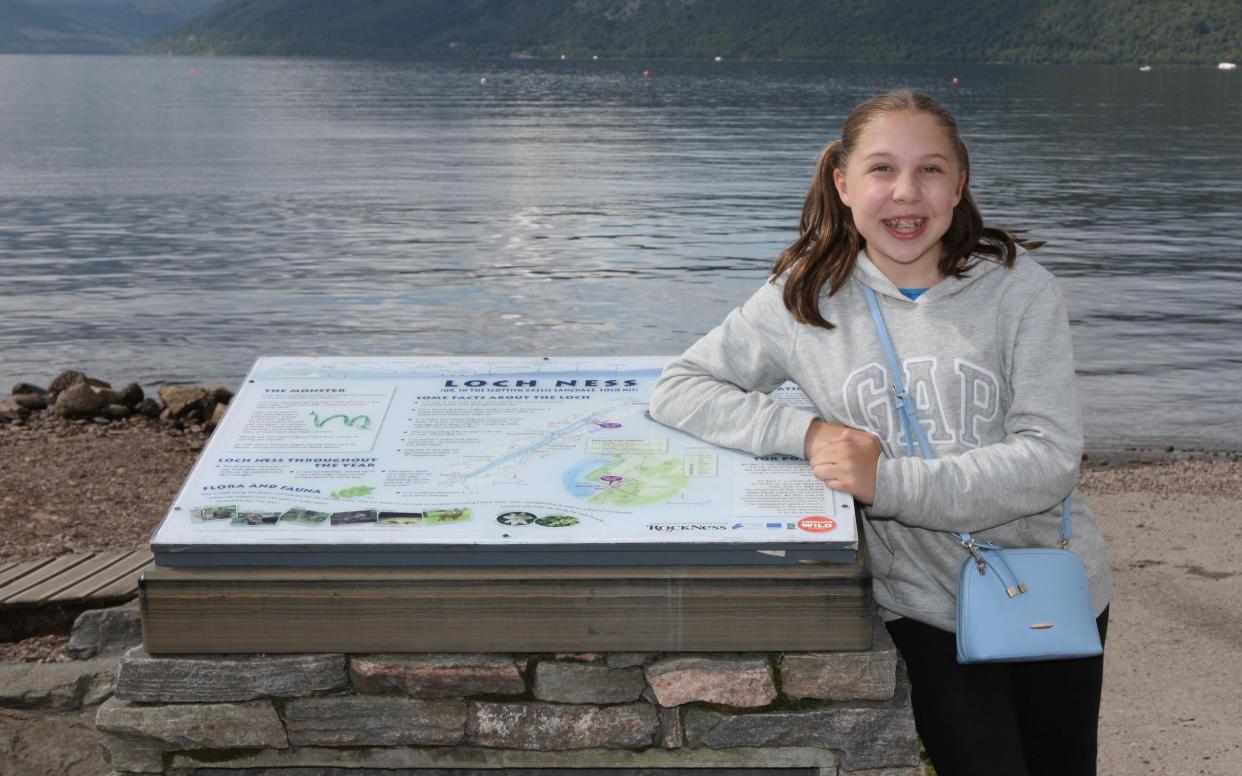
[
  {"left": 94, "top": 388, "right": 122, "bottom": 406},
  {"left": 0, "top": 658, "right": 120, "bottom": 710},
  {"left": 0, "top": 707, "right": 111, "bottom": 775},
  {"left": 644, "top": 655, "right": 776, "bottom": 708},
  {"left": 96, "top": 697, "right": 288, "bottom": 751},
  {"left": 115, "top": 648, "right": 348, "bottom": 703},
  {"left": 606, "top": 652, "right": 656, "bottom": 668},
  {"left": 48, "top": 369, "right": 89, "bottom": 395},
  {"left": 119, "top": 382, "right": 144, "bottom": 407},
  {"left": 157, "top": 385, "right": 209, "bottom": 418},
  {"left": 12, "top": 392, "right": 48, "bottom": 411},
  {"left": 136, "top": 397, "right": 161, "bottom": 418},
  {"left": 208, "top": 386, "right": 234, "bottom": 404},
  {"left": 285, "top": 695, "right": 466, "bottom": 746},
  {"left": 659, "top": 706, "right": 685, "bottom": 748},
  {"left": 97, "top": 730, "right": 165, "bottom": 773},
  {"left": 532, "top": 661, "right": 646, "bottom": 704},
  {"left": 552, "top": 652, "right": 607, "bottom": 663},
  {"left": 469, "top": 701, "right": 658, "bottom": 750},
  {"left": 101, "top": 403, "right": 132, "bottom": 420},
  {"left": 10, "top": 382, "right": 47, "bottom": 396},
  {"left": 683, "top": 706, "right": 919, "bottom": 771},
  {"left": 205, "top": 400, "right": 228, "bottom": 432},
  {"left": 780, "top": 620, "right": 898, "bottom": 701},
  {"left": 350, "top": 654, "right": 526, "bottom": 698},
  {"left": 67, "top": 600, "right": 141, "bottom": 659},
  {"left": 1, "top": 400, "right": 31, "bottom": 419},
  {"left": 54, "top": 383, "right": 108, "bottom": 419}
]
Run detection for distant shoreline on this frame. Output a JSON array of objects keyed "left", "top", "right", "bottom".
[{"left": 3, "top": 52, "right": 1233, "bottom": 69}]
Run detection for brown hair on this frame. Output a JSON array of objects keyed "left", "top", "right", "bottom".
[{"left": 770, "top": 89, "right": 1042, "bottom": 329}]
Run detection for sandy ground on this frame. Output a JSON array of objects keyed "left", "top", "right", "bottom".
[
  {"left": 1079, "top": 460, "right": 1242, "bottom": 776},
  {"left": 1, "top": 415, "right": 1240, "bottom": 774}
]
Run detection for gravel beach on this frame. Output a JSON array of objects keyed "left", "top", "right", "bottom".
[{"left": 1, "top": 413, "right": 1239, "bottom": 775}]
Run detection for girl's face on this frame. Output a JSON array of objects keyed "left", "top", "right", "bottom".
[{"left": 832, "top": 110, "right": 966, "bottom": 286}]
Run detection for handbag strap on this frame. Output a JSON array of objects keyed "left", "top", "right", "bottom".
[{"left": 861, "top": 285, "right": 1072, "bottom": 548}]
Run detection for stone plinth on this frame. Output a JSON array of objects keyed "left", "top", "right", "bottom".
[{"left": 97, "top": 616, "right": 917, "bottom": 776}]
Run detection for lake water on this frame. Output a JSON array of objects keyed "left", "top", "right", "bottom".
[{"left": 1, "top": 56, "right": 1240, "bottom": 450}]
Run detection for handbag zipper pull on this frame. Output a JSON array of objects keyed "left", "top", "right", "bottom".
[{"left": 962, "top": 540, "right": 988, "bottom": 576}]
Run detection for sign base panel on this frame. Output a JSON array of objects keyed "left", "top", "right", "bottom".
[{"left": 139, "top": 560, "right": 872, "bottom": 654}]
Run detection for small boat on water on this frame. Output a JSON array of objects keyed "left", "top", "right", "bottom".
[
  {"left": 1139, "top": 65, "right": 1152, "bottom": 72},
  {"left": 1219, "top": 62, "right": 1238, "bottom": 70}
]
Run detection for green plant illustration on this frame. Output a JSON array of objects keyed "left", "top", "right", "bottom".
[
  {"left": 329, "top": 485, "right": 376, "bottom": 500},
  {"left": 309, "top": 411, "right": 372, "bottom": 430}
]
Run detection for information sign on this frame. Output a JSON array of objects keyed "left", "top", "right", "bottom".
[{"left": 150, "top": 357, "right": 857, "bottom": 566}]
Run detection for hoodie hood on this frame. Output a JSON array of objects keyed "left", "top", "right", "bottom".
[{"left": 852, "top": 249, "right": 1007, "bottom": 303}]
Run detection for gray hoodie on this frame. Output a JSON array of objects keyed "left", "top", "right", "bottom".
[{"left": 648, "top": 251, "right": 1112, "bottom": 631}]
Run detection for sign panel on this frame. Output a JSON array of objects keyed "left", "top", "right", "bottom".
[{"left": 151, "top": 357, "right": 856, "bottom": 565}]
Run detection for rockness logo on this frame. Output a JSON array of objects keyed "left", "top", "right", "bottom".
[
  {"left": 797, "top": 516, "right": 837, "bottom": 533},
  {"left": 646, "top": 523, "right": 728, "bottom": 532}
]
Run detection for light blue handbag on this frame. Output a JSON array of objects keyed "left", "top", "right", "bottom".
[{"left": 863, "top": 286, "right": 1103, "bottom": 664}]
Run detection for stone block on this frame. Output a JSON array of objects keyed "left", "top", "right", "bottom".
[
  {"left": 96, "top": 697, "right": 288, "bottom": 750},
  {"left": 644, "top": 655, "right": 776, "bottom": 708},
  {"left": 168, "top": 745, "right": 839, "bottom": 772},
  {"left": 683, "top": 705, "right": 919, "bottom": 772},
  {"left": 532, "top": 661, "right": 646, "bottom": 704},
  {"left": 842, "top": 767, "right": 926, "bottom": 776},
  {"left": 115, "top": 648, "right": 347, "bottom": 702},
  {"left": 285, "top": 695, "right": 466, "bottom": 746},
  {"left": 605, "top": 652, "right": 656, "bottom": 668},
  {"left": 658, "top": 705, "right": 684, "bottom": 748},
  {"left": 98, "top": 730, "right": 165, "bottom": 773},
  {"left": 551, "top": 652, "right": 606, "bottom": 663},
  {"left": 469, "top": 701, "right": 658, "bottom": 750},
  {"left": 350, "top": 654, "right": 525, "bottom": 698},
  {"left": 67, "top": 600, "right": 142, "bottom": 659},
  {"left": 171, "top": 745, "right": 503, "bottom": 771},
  {"left": 780, "top": 620, "right": 898, "bottom": 701},
  {"left": 0, "top": 657, "right": 119, "bottom": 710}
]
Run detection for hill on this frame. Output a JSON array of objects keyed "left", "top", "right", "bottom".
[
  {"left": 144, "top": 0, "right": 1241, "bottom": 65},
  {"left": 0, "top": 0, "right": 214, "bottom": 53}
]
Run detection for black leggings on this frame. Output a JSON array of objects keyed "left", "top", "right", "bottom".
[{"left": 885, "top": 607, "right": 1109, "bottom": 776}]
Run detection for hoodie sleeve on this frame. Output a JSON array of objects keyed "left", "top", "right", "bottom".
[
  {"left": 869, "top": 278, "right": 1083, "bottom": 532},
  {"left": 648, "top": 280, "right": 819, "bottom": 458}
]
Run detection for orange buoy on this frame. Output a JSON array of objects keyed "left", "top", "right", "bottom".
[
  {"left": 642, "top": 69, "right": 653, "bottom": 78},
  {"left": 190, "top": 67, "right": 198, "bottom": 76},
  {"left": 951, "top": 76, "right": 960, "bottom": 85}
]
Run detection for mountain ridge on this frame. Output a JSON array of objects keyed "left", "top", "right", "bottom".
[{"left": 145, "top": 0, "right": 1240, "bottom": 65}]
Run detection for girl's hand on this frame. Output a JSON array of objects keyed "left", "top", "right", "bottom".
[{"left": 805, "top": 420, "right": 881, "bottom": 505}]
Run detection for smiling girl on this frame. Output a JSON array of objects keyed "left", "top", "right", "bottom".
[{"left": 649, "top": 90, "right": 1112, "bottom": 775}]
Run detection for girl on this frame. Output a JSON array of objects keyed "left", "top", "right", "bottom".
[{"left": 648, "top": 90, "right": 1112, "bottom": 776}]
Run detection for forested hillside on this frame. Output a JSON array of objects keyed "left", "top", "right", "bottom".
[
  {"left": 0, "top": 0, "right": 215, "bottom": 53},
  {"left": 146, "top": 0, "right": 1240, "bottom": 64}
]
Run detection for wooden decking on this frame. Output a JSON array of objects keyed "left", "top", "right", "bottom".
[{"left": 0, "top": 548, "right": 152, "bottom": 608}]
